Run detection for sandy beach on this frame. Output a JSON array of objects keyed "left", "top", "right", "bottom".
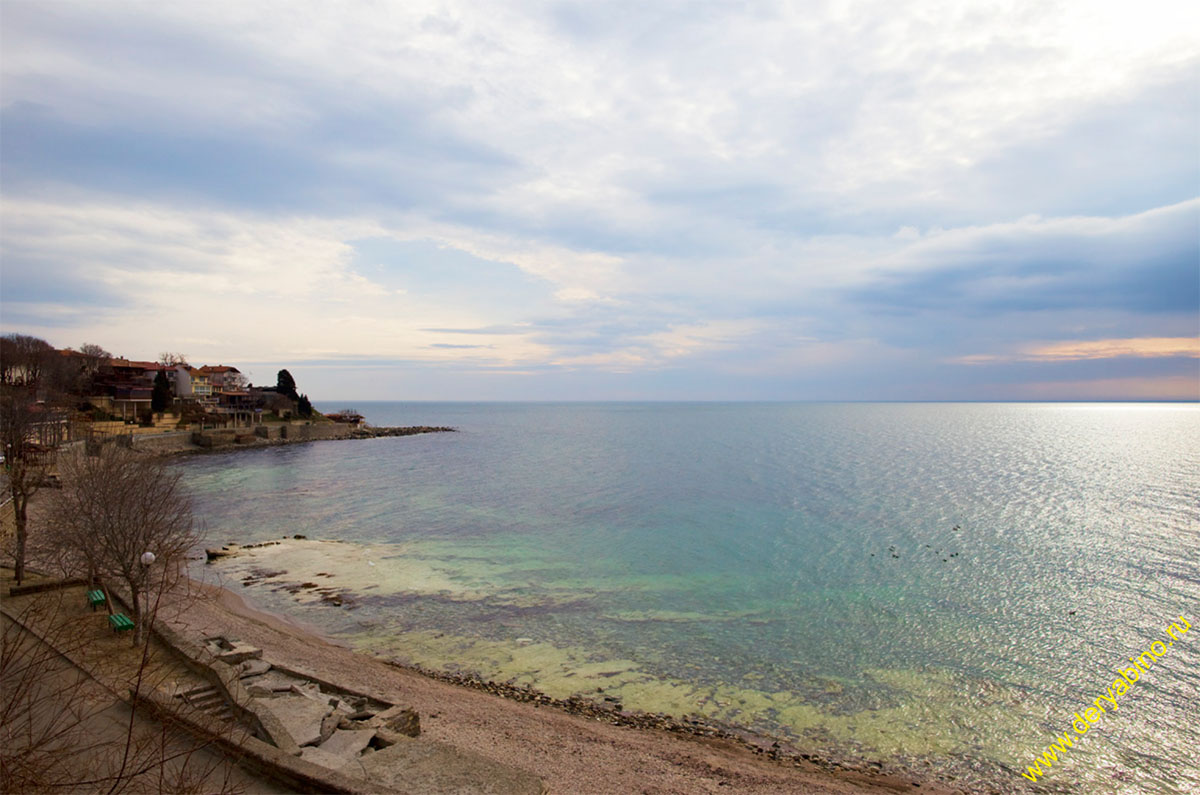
[{"left": 164, "top": 569, "right": 955, "bottom": 794}]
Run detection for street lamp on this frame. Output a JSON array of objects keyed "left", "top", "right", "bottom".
[{"left": 140, "top": 551, "right": 156, "bottom": 641}]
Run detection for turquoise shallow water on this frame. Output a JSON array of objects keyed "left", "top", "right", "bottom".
[{"left": 180, "top": 402, "right": 1199, "bottom": 793}]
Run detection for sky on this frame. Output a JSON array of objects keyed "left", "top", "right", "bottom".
[{"left": 1, "top": 0, "right": 1197, "bottom": 401}]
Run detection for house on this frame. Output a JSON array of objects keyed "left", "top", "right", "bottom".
[
  {"left": 182, "top": 367, "right": 215, "bottom": 405},
  {"left": 196, "top": 365, "right": 242, "bottom": 392},
  {"left": 88, "top": 358, "right": 156, "bottom": 420},
  {"left": 216, "top": 388, "right": 260, "bottom": 427}
]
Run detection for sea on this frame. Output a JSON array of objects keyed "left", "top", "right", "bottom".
[{"left": 177, "top": 402, "right": 1199, "bottom": 793}]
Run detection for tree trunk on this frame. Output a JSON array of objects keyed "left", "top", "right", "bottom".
[
  {"left": 130, "top": 584, "right": 142, "bottom": 646},
  {"left": 13, "top": 498, "right": 27, "bottom": 585}
]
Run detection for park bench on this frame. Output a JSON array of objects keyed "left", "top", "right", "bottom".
[
  {"left": 108, "top": 613, "right": 134, "bottom": 633},
  {"left": 87, "top": 589, "right": 106, "bottom": 610}
]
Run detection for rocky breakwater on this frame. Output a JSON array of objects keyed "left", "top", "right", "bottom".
[{"left": 345, "top": 425, "right": 456, "bottom": 439}]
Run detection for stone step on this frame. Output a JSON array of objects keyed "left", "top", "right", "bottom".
[{"left": 180, "top": 684, "right": 219, "bottom": 699}]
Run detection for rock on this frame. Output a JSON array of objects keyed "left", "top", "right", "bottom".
[
  {"left": 205, "top": 548, "right": 232, "bottom": 562},
  {"left": 384, "top": 708, "right": 420, "bottom": 737},
  {"left": 320, "top": 728, "right": 375, "bottom": 759},
  {"left": 258, "top": 695, "right": 332, "bottom": 747}
]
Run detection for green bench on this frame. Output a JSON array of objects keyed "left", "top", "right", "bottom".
[
  {"left": 87, "top": 589, "right": 106, "bottom": 611},
  {"left": 108, "top": 613, "right": 134, "bottom": 633}
]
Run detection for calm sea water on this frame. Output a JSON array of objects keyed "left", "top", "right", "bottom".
[{"left": 179, "top": 402, "right": 1199, "bottom": 793}]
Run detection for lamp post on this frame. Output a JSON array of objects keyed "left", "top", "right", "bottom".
[{"left": 140, "top": 551, "right": 155, "bottom": 642}]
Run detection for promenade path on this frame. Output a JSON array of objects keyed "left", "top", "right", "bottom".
[{"left": 1, "top": 571, "right": 288, "bottom": 793}]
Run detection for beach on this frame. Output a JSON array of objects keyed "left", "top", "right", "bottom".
[{"left": 166, "top": 569, "right": 952, "bottom": 794}]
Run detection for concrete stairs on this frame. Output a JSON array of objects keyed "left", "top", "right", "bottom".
[{"left": 179, "top": 684, "right": 236, "bottom": 723}]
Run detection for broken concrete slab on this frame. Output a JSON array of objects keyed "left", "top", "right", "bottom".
[
  {"left": 290, "top": 682, "right": 325, "bottom": 703},
  {"left": 241, "top": 670, "right": 300, "bottom": 693},
  {"left": 204, "top": 636, "right": 263, "bottom": 665},
  {"left": 358, "top": 737, "right": 544, "bottom": 794},
  {"left": 238, "top": 658, "right": 272, "bottom": 678},
  {"left": 298, "top": 746, "right": 346, "bottom": 770},
  {"left": 320, "top": 728, "right": 375, "bottom": 760},
  {"left": 372, "top": 728, "right": 403, "bottom": 748},
  {"left": 337, "top": 715, "right": 376, "bottom": 731},
  {"left": 319, "top": 712, "right": 340, "bottom": 744},
  {"left": 258, "top": 694, "right": 332, "bottom": 748}
]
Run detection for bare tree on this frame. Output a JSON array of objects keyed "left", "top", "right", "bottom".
[
  {"left": 1, "top": 386, "right": 50, "bottom": 585},
  {"left": 0, "top": 333, "right": 55, "bottom": 387},
  {"left": 222, "top": 371, "right": 249, "bottom": 391},
  {"left": 157, "top": 352, "right": 189, "bottom": 367},
  {"left": 79, "top": 342, "right": 113, "bottom": 386},
  {"left": 50, "top": 446, "right": 199, "bottom": 645}
]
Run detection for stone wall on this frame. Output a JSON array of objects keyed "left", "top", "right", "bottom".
[{"left": 129, "top": 431, "right": 197, "bottom": 453}]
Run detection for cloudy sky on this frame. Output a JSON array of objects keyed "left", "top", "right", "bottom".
[{"left": 1, "top": 0, "right": 1197, "bottom": 400}]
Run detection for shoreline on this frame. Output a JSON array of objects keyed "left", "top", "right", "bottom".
[
  {"left": 119, "top": 423, "right": 457, "bottom": 457},
  {"left": 182, "top": 570, "right": 958, "bottom": 793},
  {"left": 193, "top": 544, "right": 973, "bottom": 793}
]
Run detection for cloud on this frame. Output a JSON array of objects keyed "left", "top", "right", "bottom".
[
  {"left": 852, "top": 199, "right": 1199, "bottom": 319},
  {"left": 956, "top": 337, "right": 1200, "bottom": 364},
  {"left": 1023, "top": 337, "right": 1200, "bottom": 361},
  {"left": 1, "top": 0, "right": 1196, "bottom": 399}
]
